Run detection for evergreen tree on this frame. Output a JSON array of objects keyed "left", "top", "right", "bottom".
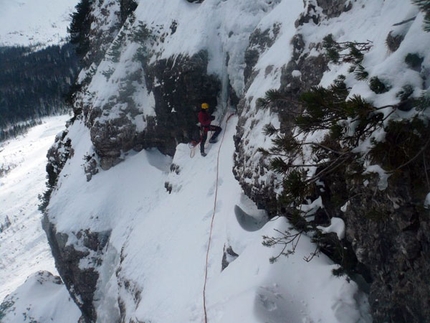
[
  {"left": 68, "top": 0, "right": 93, "bottom": 57},
  {"left": 0, "top": 43, "right": 80, "bottom": 139}
]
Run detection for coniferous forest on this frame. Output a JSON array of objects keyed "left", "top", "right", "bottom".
[{"left": 0, "top": 43, "right": 80, "bottom": 141}]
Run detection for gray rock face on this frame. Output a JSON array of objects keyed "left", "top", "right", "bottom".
[
  {"left": 244, "top": 24, "right": 281, "bottom": 84},
  {"left": 40, "top": 127, "right": 73, "bottom": 212},
  {"left": 86, "top": 50, "right": 221, "bottom": 168},
  {"left": 316, "top": 0, "right": 352, "bottom": 17},
  {"left": 43, "top": 217, "right": 111, "bottom": 323},
  {"left": 295, "top": 0, "right": 351, "bottom": 27},
  {"left": 234, "top": 28, "right": 328, "bottom": 215},
  {"left": 233, "top": 105, "right": 279, "bottom": 215},
  {"left": 46, "top": 129, "right": 72, "bottom": 187},
  {"left": 42, "top": 50, "right": 221, "bottom": 323},
  {"left": 233, "top": 2, "right": 430, "bottom": 322},
  {"left": 144, "top": 51, "right": 221, "bottom": 156},
  {"left": 233, "top": 22, "right": 292, "bottom": 216},
  {"left": 343, "top": 172, "right": 430, "bottom": 323},
  {"left": 90, "top": 117, "right": 138, "bottom": 170}
]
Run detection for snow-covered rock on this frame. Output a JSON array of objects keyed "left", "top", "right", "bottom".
[
  {"left": 24, "top": 0, "right": 430, "bottom": 323},
  {"left": 0, "top": 271, "right": 80, "bottom": 323}
]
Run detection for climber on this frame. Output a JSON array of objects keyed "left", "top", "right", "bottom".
[{"left": 198, "top": 102, "right": 222, "bottom": 157}]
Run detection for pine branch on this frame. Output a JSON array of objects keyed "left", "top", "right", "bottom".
[
  {"left": 392, "top": 17, "right": 417, "bottom": 26},
  {"left": 391, "top": 135, "right": 430, "bottom": 172}
]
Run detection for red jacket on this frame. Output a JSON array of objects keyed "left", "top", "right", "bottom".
[{"left": 198, "top": 110, "right": 212, "bottom": 128}]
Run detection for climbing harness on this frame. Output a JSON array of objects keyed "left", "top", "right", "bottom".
[{"left": 202, "top": 112, "right": 235, "bottom": 323}]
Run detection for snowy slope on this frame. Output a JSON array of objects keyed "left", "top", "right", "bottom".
[
  {"left": 8, "top": 0, "right": 428, "bottom": 322},
  {"left": 46, "top": 112, "right": 370, "bottom": 322},
  {"left": 0, "top": 0, "right": 79, "bottom": 47},
  {"left": 0, "top": 271, "right": 80, "bottom": 323},
  {"left": 0, "top": 116, "right": 74, "bottom": 300}
]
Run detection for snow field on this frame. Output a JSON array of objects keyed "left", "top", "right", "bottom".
[
  {"left": 0, "top": 271, "right": 80, "bottom": 323},
  {"left": 0, "top": 115, "right": 69, "bottom": 301},
  {"left": 0, "top": 115, "right": 81, "bottom": 322},
  {"left": 0, "top": 0, "right": 79, "bottom": 47},
  {"left": 46, "top": 111, "right": 371, "bottom": 322}
]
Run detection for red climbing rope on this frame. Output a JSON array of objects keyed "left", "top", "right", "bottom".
[{"left": 202, "top": 112, "right": 235, "bottom": 323}]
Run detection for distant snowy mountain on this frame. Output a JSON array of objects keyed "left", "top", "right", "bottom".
[
  {"left": 0, "top": 115, "right": 80, "bottom": 321},
  {"left": 0, "top": 0, "right": 79, "bottom": 47}
]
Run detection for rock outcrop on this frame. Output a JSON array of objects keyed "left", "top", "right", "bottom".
[
  {"left": 234, "top": 1, "right": 430, "bottom": 322},
  {"left": 343, "top": 168, "right": 430, "bottom": 322},
  {"left": 43, "top": 218, "right": 111, "bottom": 323},
  {"left": 143, "top": 51, "right": 221, "bottom": 156},
  {"left": 42, "top": 0, "right": 430, "bottom": 322}
]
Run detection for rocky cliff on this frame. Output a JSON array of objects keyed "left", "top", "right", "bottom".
[{"left": 42, "top": 0, "right": 430, "bottom": 322}]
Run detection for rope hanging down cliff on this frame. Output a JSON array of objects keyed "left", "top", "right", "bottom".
[{"left": 202, "top": 112, "right": 234, "bottom": 323}]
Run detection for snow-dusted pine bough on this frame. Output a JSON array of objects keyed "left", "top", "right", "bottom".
[{"left": 258, "top": 74, "right": 430, "bottom": 276}]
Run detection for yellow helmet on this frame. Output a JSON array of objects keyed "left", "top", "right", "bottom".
[{"left": 201, "top": 102, "right": 209, "bottom": 109}]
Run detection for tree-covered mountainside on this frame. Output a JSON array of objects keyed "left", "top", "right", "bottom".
[{"left": 0, "top": 43, "right": 79, "bottom": 140}]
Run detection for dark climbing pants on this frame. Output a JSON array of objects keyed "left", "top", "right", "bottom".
[{"left": 201, "top": 125, "right": 222, "bottom": 153}]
